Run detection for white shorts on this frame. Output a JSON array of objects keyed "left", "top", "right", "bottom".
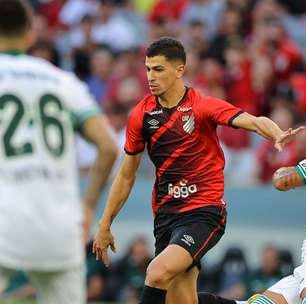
[
  {"left": 268, "top": 238, "right": 306, "bottom": 304},
  {"left": 0, "top": 265, "right": 86, "bottom": 304}
]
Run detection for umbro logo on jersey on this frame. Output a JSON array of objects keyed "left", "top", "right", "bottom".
[
  {"left": 183, "top": 113, "right": 195, "bottom": 134},
  {"left": 181, "top": 234, "right": 195, "bottom": 247},
  {"left": 149, "top": 109, "right": 163, "bottom": 115},
  {"left": 177, "top": 106, "right": 192, "bottom": 112},
  {"left": 148, "top": 118, "right": 159, "bottom": 129}
]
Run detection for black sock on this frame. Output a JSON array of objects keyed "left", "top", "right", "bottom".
[
  {"left": 198, "top": 292, "right": 236, "bottom": 304},
  {"left": 139, "top": 285, "right": 167, "bottom": 304}
]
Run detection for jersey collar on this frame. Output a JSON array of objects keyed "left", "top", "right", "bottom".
[{"left": 156, "top": 86, "right": 189, "bottom": 110}]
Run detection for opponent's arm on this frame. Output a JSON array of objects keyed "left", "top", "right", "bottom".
[
  {"left": 231, "top": 112, "right": 305, "bottom": 151},
  {"left": 93, "top": 152, "right": 143, "bottom": 266},
  {"left": 273, "top": 159, "right": 306, "bottom": 191},
  {"left": 81, "top": 115, "right": 118, "bottom": 241}
]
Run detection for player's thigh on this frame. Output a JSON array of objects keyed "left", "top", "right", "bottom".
[
  {"left": 166, "top": 266, "right": 199, "bottom": 304},
  {"left": 147, "top": 244, "right": 194, "bottom": 284},
  {"left": 169, "top": 207, "right": 226, "bottom": 269},
  {"left": 266, "top": 275, "right": 300, "bottom": 304},
  {"left": 0, "top": 266, "right": 15, "bottom": 294},
  {"left": 28, "top": 264, "right": 86, "bottom": 304}
]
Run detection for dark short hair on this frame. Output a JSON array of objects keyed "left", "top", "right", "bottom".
[
  {"left": 146, "top": 37, "right": 186, "bottom": 64},
  {"left": 0, "top": 0, "right": 32, "bottom": 37}
]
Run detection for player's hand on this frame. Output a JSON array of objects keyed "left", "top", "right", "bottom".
[
  {"left": 274, "top": 126, "right": 305, "bottom": 152},
  {"left": 273, "top": 166, "right": 303, "bottom": 191},
  {"left": 83, "top": 206, "right": 94, "bottom": 244},
  {"left": 92, "top": 226, "right": 116, "bottom": 267}
]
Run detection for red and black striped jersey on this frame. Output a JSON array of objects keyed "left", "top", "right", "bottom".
[{"left": 124, "top": 87, "right": 243, "bottom": 216}]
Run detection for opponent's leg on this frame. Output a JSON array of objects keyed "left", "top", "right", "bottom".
[
  {"left": 28, "top": 264, "right": 86, "bottom": 304},
  {"left": 247, "top": 275, "right": 300, "bottom": 304},
  {"left": 140, "top": 244, "right": 193, "bottom": 304},
  {"left": 263, "top": 291, "right": 288, "bottom": 304}
]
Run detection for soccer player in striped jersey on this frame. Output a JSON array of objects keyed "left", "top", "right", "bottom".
[
  {"left": 0, "top": 0, "right": 117, "bottom": 303},
  {"left": 93, "top": 37, "right": 304, "bottom": 304}
]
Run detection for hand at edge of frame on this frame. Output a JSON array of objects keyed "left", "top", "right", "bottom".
[
  {"left": 274, "top": 126, "right": 305, "bottom": 152},
  {"left": 92, "top": 226, "right": 116, "bottom": 267}
]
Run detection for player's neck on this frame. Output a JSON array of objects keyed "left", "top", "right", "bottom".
[
  {"left": 158, "top": 83, "right": 186, "bottom": 109},
  {"left": 0, "top": 37, "right": 27, "bottom": 54}
]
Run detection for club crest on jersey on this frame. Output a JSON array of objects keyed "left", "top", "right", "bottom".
[
  {"left": 183, "top": 113, "right": 195, "bottom": 134},
  {"left": 148, "top": 118, "right": 159, "bottom": 129}
]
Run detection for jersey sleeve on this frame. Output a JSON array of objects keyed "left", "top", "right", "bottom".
[
  {"left": 124, "top": 105, "right": 145, "bottom": 155},
  {"left": 296, "top": 159, "right": 306, "bottom": 184},
  {"left": 67, "top": 75, "right": 101, "bottom": 132},
  {"left": 200, "top": 96, "right": 243, "bottom": 126}
]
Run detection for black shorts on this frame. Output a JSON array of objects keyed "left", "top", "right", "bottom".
[{"left": 153, "top": 205, "right": 226, "bottom": 269}]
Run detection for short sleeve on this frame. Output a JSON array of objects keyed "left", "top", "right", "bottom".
[
  {"left": 67, "top": 75, "right": 100, "bottom": 131},
  {"left": 124, "top": 105, "right": 145, "bottom": 155},
  {"left": 200, "top": 96, "right": 243, "bottom": 126}
]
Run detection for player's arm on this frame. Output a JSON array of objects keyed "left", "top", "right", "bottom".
[
  {"left": 273, "top": 159, "right": 306, "bottom": 191},
  {"left": 81, "top": 115, "right": 118, "bottom": 241},
  {"left": 231, "top": 112, "right": 305, "bottom": 151},
  {"left": 93, "top": 152, "right": 143, "bottom": 266}
]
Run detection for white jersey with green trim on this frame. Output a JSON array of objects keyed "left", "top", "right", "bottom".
[
  {"left": 0, "top": 53, "right": 99, "bottom": 271},
  {"left": 296, "top": 159, "right": 306, "bottom": 184}
]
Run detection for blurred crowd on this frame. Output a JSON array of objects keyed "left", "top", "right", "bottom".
[
  {"left": 24, "top": 0, "right": 306, "bottom": 186},
  {"left": 4, "top": 237, "right": 297, "bottom": 303}
]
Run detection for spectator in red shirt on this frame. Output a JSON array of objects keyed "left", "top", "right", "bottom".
[
  {"left": 149, "top": 0, "right": 189, "bottom": 23},
  {"left": 256, "top": 105, "right": 300, "bottom": 183}
]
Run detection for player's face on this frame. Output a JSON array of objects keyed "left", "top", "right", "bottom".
[{"left": 145, "top": 56, "right": 185, "bottom": 96}]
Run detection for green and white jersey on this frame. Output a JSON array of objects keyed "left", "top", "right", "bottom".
[
  {"left": 0, "top": 53, "right": 99, "bottom": 271},
  {"left": 296, "top": 159, "right": 306, "bottom": 184}
]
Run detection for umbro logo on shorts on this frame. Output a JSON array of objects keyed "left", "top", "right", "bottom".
[{"left": 181, "top": 234, "right": 195, "bottom": 247}]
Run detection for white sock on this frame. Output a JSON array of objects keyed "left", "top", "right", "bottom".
[{"left": 250, "top": 295, "right": 274, "bottom": 304}]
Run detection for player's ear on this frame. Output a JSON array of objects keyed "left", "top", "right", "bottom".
[{"left": 176, "top": 63, "right": 185, "bottom": 78}]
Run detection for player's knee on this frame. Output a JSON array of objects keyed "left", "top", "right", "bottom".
[{"left": 145, "top": 260, "right": 176, "bottom": 288}]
